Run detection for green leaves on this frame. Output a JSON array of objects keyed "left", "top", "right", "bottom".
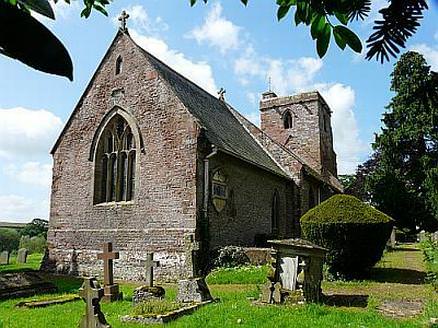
[
  {"left": 316, "top": 22, "right": 331, "bottom": 58},
  {"left": 18, "top": 0, "right": 55, "bottom": 19},
  {"left": 0, "top": 1, "right": 73, "bottom": 80},
  {"left": 277, "top": 4, "right": 291, "bottom": 21},
  {"left": 274, "top": 0, "right": 363, "bottom": 59},
  {"left": 334, "top": 25, "right": 362, "bottom": 53}
]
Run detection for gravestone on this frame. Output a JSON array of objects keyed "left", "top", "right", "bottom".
[
  {"left": 132, "top": 253, "right": 165, "bottom": 305},
  {"left": 387, "top": 227, "right": 396, "bottom": 249},
  {"left": 176, "top": 278, "right": 212, "bottom": 303},
  {"left": 261, "top": 238, "right": 327, "bottom": 304},
  {"left": 144, "top": 253, "right": 159, "bottom": 287},
  {"left": 17, "top": 248, "right": 28, "bottom": 264},
  {"left": 177, "top": 233, "right": 213, "bottom": 303},
  {"left": 0, "top": 271, "right": 57, "bottom": 300},
  {"left": 0, "top": 251, "right": 9, "bottom": 265},
  {"left": 183, "top": 233, "right": 200, "bottom": 279},
  {"left": 97, "top": 242, "right": 122, "bottom": 302},
  {"left": 279, "top": 256, "right": 298, "bottom": 291},
  {"left": 78, "top": 277, "right": 111, "bottom": 328}
]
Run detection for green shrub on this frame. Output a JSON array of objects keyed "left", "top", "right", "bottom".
[
  {"left": 300, "top": 194, "right": 394, "bottom": 279},
  {"left": 420, "top": 234, "right": 438, "bottom": 290},
  {"left": 19, "top": 235, "right": 47, "bottom": 254},
  {"left": 0, "top": 228, "right": 20, "bottom": 253}
]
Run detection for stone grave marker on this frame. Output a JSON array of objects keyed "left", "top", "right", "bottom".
[
  {"left": 0, "top": 251, "right": 9, "bottom": 265},
  {"left": 78, "top": 277, "right": 111, "bottom": 328},
  {"left": 183, "top": 233, "right": 200, "bottom": 279},
  {"left": 261, "top": 238, "right": 327, "bottom": 304},
  {"left": 144, "top": 253, "right": 159, "bottom": 287},
  {"left": 177, "top": 233, "right": 213, "bottom": 304},
  {"left": 132, "top": 253, "right": 165, "bottom": 305},
  {"left": 279, "top": 256, "right": 298, "bottom": 291},
  {"left": 17, "top": 248, "right": 28, "bottom": 264},
  {"left": 97, "top": 242, "right": 122, "bottom": 302}
]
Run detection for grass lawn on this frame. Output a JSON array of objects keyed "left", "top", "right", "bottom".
[
  {"left": 0, "top": 245, "right": 436, "bottom": 328},
  {"left": 0, "top": 253, "right": 43, "bottom": 274}
]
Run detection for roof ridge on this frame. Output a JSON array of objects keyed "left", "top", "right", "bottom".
[
  {"left": 225, "top": 103, "right": 292, "bottom": 180},
  {"left": 128, "top": 33, "right": 290, "bottom": 179},
  {"left": 128, "top": 33, "right": 221, "bottom": 105}
]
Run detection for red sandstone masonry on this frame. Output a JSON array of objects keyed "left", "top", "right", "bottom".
[{"left": 47, "top": 33, "right": 200, "bottom": 281}]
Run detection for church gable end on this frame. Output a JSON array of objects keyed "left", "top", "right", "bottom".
[{"left": 46, "top": 30, "right": 202, "bottom": 281}]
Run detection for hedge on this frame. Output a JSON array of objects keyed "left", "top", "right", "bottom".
[{"left": 301, "top": 194, "right": 394, "bottom": 278}]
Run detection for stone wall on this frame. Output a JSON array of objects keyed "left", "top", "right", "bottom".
[
  {"left": 46, "top": 32, "right": 200, "bottom": 281},
  {"left": 206, "top": 152, "right": 296, "bottom": 249},
  {"left": 259, "top": 91, "right": 337, "bottom": 176}
]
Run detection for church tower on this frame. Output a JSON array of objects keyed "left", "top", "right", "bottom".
[{"left": 259, "top": 90, "right": 337, "bottom": 176}]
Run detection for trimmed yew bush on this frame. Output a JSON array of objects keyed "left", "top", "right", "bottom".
[{"left": 301, "top": 194, "right": 394, "bottom": 278}]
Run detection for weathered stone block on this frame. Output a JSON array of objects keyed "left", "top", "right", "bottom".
[{"left": 176, "top": 278, "right": 212, "bottom": 303}]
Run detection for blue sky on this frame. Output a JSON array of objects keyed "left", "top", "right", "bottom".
[{"left": 0, "top": 0, "right": 437, "bottom": 222}]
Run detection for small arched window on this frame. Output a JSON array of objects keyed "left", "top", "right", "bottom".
[
  {"left": 94, "top": 114, "right": 136, "bottom": 204},
  {"left": 271, "top": 190, "right": 280, "bottom": 235},
  {"left": 284, "top": 111, "right": 293, "bottom": 129},
  {"left": 115, "top": 56, "right": 123, "bottom": 75}
]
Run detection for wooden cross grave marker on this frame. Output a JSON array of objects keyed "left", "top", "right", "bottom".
[
  {"left": 144, "top": 253, "right": 160, "bottom": 287},
  {"left": 97, "top": 242, "right": 121, "bottom": 302},
  {"left": 78, "top": 277, "right": 110, "bottom": 328}
]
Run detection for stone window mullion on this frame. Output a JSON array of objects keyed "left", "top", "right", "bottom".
[{"left": 93, "top": 114, "right": 138, "bottom": 205}]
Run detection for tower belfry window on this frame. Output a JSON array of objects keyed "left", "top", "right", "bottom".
[
  {"left": 94, "top": 114, "right": 136, "bottom": 204},
  {"left": 284, "top": 111, "right": 293, "bottom": 129}
]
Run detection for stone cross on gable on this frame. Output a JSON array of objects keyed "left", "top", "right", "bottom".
[
  {"left": 118, "top": 10, "right": 129, "bottom": 31},
  {"left": 78, "top": 277, "right": 110, "bottom": 328},
  {"left": 144, "top": 253, "right": 160, "bottom": 287},
  {"left": 217, "top": 88, "right": 226, "bottom": 101},
  {"left": 97, "top": 242, "right": 119, "bottom": 286}
]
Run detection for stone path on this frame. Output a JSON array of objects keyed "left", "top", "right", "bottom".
[{"left": 323, "top": 243, "right": 431, "bottom": 319}]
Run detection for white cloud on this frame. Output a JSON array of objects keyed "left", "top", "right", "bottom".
[
  {"left": 234, "top": 47, "right": 323, "bottom": 95},
  {"left": 0, "top": 107, "right": 63, "bottom": 159},
  {"left": 130, "top": 30, "right": 218, "bottom": 95},
  {"left": 319, "top": 84, "right": 368, "bottom": 174},
  {"left": 0, "top": 195, "right": 48, "bottom": 222},
  {"left": 410, "top": 44, "right": 438, "bottom": 71},
  {"left": 234, "top": 46, "right": 265, "bottom": 78},
  {"left": 267, "top": 57, "right": 323, "bottom": 95},
  {"left": 243, "top": 111, "right": 260, "bottom": 127},
  {"left": 187, "top": 3, "right": 241, "bottom": 54},
  {"left": 4, "top": 162, "right": 52, "bottom": 188}
]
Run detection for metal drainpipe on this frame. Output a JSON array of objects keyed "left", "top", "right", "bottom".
[{"left": 203, "top": 145, "right": 218, "bottom": 216}]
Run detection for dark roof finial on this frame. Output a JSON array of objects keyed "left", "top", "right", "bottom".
[
  {"left": 118, "top": 10, "right": 130, "bottom": 32},
  {"left": 218, "top": 88, "right": 226, "bottom": 101}
]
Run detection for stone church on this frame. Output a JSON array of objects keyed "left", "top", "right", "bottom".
[{"left": 44, "top": 23, "right": 342, "bottom": 281}]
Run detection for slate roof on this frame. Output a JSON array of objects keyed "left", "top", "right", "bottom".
[{"left": 132, "top": 36, "right": 290, "bottom": 179}]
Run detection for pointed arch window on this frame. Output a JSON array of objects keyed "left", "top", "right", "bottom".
[
  {"left": 284, "top": 111, "right": 293, "bottom": 129},
  {"left": 94, "top": 114, "right": 136, "bottom": 204},
  {"left": 115, "top": 56, "right": 123, "bottom": 75},
  {"left": 271, "top": 190, "right": 280, "bottom": 235}
]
